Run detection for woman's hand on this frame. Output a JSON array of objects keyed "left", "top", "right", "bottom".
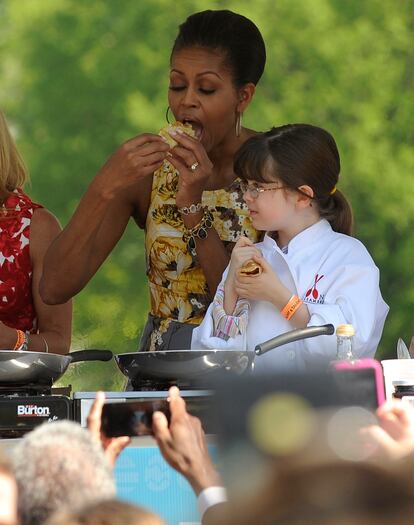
[
  {"left": 93, "top": 134, "right": 170, "bottom": 199},
  {"left": 166, "top": 130, "right": 213, "bottom": 207},
  {"left": 234, "top": 254, "right": 282, "bottom": 302}
]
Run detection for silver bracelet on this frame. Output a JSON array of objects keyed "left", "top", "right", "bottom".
[
  {"left": 178, "top": 202, "right": 203, "bottom": 215},
  {"left": 40, "top": 335, "right": 49, "bottom": 353}
]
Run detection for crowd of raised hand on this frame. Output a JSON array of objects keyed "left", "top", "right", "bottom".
[{"left": 3, "top": 388, "right": 414, "bottom": 525}]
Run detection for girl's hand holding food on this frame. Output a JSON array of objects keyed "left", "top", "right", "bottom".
[
  {"left": 225, "top": 237, "right": 262, "bottom": 289},
  {"left": 234, "top": 254, "right": 283, "bottom": 303}
]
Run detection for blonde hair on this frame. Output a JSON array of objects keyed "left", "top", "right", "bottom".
[{"left": 0, "top": 110, "right": 28, "bottom": 194}]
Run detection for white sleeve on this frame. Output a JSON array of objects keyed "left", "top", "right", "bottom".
[
  {"left": 191, "top": 301, "right": 247, "bottom": 350},
  {"left": 197, "top": 486, "right": 228, "bottom": 518},
  {"left": 191, "top": 265, "right": 248, "bottom": 351},
  {"left": 302, "top": 264, "right": 389, "bottom": 365}
]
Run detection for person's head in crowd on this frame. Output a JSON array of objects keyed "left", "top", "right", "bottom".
[
  {"left": 221, "top": 459, "right": 414, "bottom": 525},
  {"left": 12, "top": 421, "right": 116, "bottom": 525},
  {"left": 235, "top": 123, "right": 353, "bottom": 236},
  {"left": 169, "top": 9, "right": 266, "bottom": 152},
  {"left": 45, "top": 499, "right": 165, "bottom": 525},
  {"left": 0, "top": 110, "right": 27, "bottom": 196},
  {"left": 0, "top": 448, "right": 18, "bottom": 525}
]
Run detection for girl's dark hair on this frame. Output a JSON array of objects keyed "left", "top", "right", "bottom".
[
  {"left": 234, "top": 124, "right": 353, "bottom": 235},
  {"left": 171, "top": 10, "right": 266, "bottom": 88}
]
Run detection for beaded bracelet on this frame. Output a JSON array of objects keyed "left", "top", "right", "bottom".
[
  {"left": 183, "top": 209, "right": 214, "bottom": 256},
  {"left": 13, "top": 329, "right": 25, "bottom": 350},
  {"left": 281, "top": 294, "right": 303, "bottom": 321},
  {"left": 178, "top": 202, "right": 203, "bottom": 215}
]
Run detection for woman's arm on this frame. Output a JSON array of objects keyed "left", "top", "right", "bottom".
[
  {"left": 40, "top": 133, "right": 169, "bottom": 305},
  {"left": 167, "top": 131, "right": 241, "bottom": 297},
  {"left": 184, "top": 223, "right": 231, "bottom": 299},
  {"left": 40, "top": 184, "right": 137, "bottom": 305},
  {"left": 31, "top": 208, "right": 72, "bottom": 353}
]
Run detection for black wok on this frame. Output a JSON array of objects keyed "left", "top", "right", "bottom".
[
  {"left": 116, "top": 324, "right": 335, "bottom": 387},
  {"left": 0, "top": 349, "right": 113, "bottom": 387}
]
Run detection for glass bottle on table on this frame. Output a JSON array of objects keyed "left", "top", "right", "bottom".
[{"left": 336, "top": 324, "right": 355, "bottom": 361}]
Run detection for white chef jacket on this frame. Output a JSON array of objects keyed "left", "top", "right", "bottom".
[{"left": 191, "top": 220, "right": 389, "bottom": 373}]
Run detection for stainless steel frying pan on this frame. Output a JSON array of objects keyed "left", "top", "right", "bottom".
[
  {"left": 116, "top": 324, "right": 335, "bottom": 387},
  {"left": 0, "top": 349, "right": 113, "bottom": 387},
  {"left": 116, "top": 349, "right": 254, "bottom": 384}
]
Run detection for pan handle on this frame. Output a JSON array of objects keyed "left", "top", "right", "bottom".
[
  {"left": 68, "top": 350, "right": 113, "bottom": 363},
  {"left": 255, "top": 324, "right": 335, "bottom": 356}
]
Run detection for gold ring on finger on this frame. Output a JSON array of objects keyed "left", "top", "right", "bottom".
[{"left": 190, "top": 162, "right": 199, "bottom": 172}]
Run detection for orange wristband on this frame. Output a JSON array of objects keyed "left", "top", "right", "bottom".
[
  {"left": 14, "top": 329, "right": 25, "bottom": 350},
  {"left": 281, "top": 295, "right": 303, "bottom": 321}
]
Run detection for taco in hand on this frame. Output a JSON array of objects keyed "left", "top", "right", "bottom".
[
  {"left": 239, "top": 259, "right": 262, "bottom": 277},
  {"left": 159, "top": 121, "right": 196, "bottom": 147}
]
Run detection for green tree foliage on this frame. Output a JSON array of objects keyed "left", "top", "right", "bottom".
[{"left": 1, "top": 0, "right": 413, "bottom": 389}]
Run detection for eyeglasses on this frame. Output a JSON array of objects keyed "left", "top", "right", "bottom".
[{"left": 239, "top": 180, "right": 288, "bottom": 200}]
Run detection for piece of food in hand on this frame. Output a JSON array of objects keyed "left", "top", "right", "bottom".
[
  {"left": 239, "top": 259, "right": 262, "bottom": 276},
  {"left": 159, "top": 121, "right": 196, "bottom": 147}
]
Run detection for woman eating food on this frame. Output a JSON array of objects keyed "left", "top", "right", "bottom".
[{"left": 40, "top": 9, "right": 267, "bottom": 352}]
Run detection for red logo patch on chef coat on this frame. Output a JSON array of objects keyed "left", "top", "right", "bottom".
[{"left": 304, "top": 274, "right": 325, "bottom": 304}]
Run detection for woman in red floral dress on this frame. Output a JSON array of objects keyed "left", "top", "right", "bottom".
[{"left": 0, "top": 111, "right": 71, "bottom": 353}]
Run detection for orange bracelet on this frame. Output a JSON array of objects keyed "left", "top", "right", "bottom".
[
  {"left": 281, "top": 295, "right": 303, "bottom": 321},
  {"left": 13, "top": 329, "right": 25, "bottom": 350}
]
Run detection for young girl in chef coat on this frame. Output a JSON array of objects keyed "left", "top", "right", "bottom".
[{"left": 191, "top": 124, "right": 389, "bottom": 371}]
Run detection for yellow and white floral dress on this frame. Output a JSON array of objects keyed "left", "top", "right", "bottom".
[{"left": 141, "top": 161, "right": 260, "bottom": 351}]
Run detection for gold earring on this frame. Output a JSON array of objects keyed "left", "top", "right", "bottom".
[
  {"left": 235, "top": 112, "right": 242, "bottom": 137},
  {"left": 165, "top": 106, "right": 172, "bottom": 124}
]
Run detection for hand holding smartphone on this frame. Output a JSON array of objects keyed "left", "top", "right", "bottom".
[{"left": 101, "top": 399, "right": 170, "bottom": 437}]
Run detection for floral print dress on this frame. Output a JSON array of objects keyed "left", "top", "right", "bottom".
[
  {"left": 0, "top": 189, "right": 42, "bottom": 333},
  {"left": 142, "top": 161, "right": 260, "bottom": 351}
]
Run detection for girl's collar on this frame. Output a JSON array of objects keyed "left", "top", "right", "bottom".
[{"left": 262, "top": 219, "right": 333, "bottom": 253}]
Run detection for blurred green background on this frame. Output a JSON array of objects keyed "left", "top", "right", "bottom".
[{"left": 1, "top": 0, "right": 413, "bottom": 391}]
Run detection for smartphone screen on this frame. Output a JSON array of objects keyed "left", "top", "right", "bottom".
[
  {"left": 332, "top": 367, "right": 382, "bottom": 410},
  {"left": 332, "top": 359, "right": 385, "bottom": 409},
  {"left": 101, "top": 400, "right": 170, "bottom": 437}
]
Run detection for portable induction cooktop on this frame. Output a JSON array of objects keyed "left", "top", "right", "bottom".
[{"left": 0, "top": 385, "right": 72, "bottom": 438}]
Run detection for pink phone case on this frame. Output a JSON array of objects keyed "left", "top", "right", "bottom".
[{"left": 332, "top": 358, "right": 385, "bottom": 407}]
